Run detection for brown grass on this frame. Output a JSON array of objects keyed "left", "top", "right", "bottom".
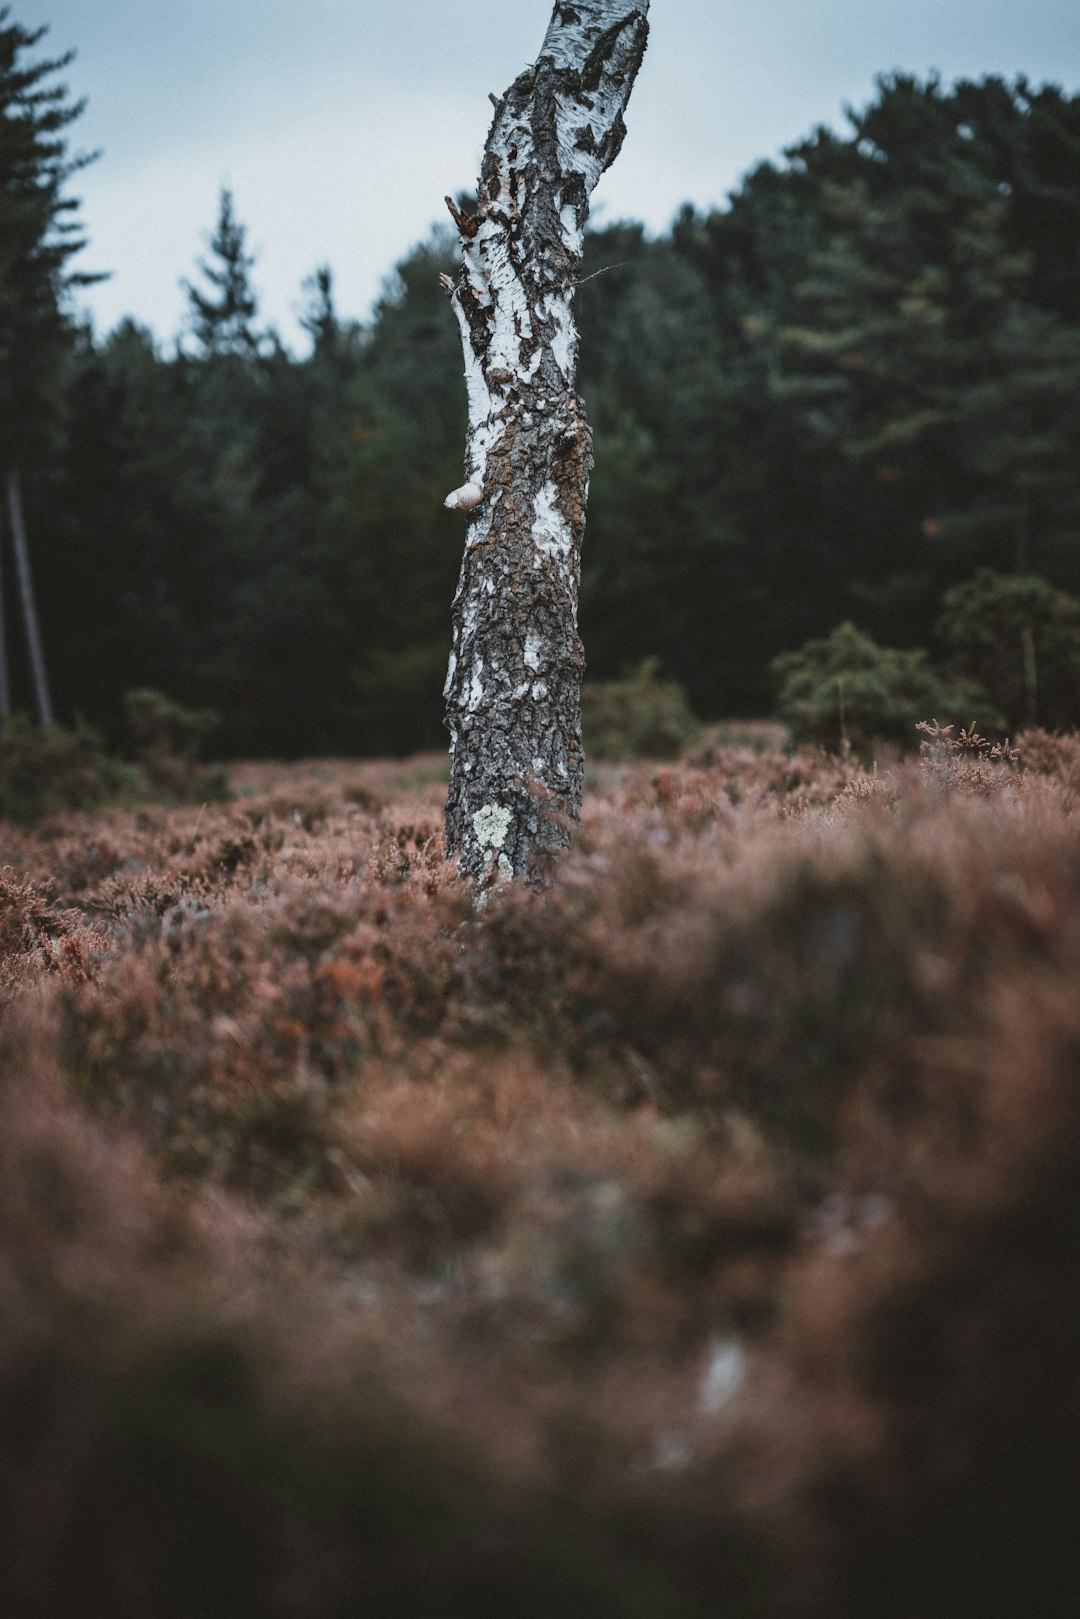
[{"left": 2, "top": 738, "right": 1079, "bottom": 1616}]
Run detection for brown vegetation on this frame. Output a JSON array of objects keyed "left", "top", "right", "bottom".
[{"left": 2, "top": 735, "right": 1080, "bottom": 1616}]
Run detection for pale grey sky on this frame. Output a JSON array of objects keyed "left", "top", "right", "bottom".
[{"left": 23, "top": 0, "right": 1080, "bottom": 349}]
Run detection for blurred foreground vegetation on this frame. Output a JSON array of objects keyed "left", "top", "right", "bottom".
[{"left": 3, "top": 738, "right": 1080, "bottom": 1614}]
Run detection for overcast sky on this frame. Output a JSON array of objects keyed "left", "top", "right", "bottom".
[{"left": 22, "top": 0, "right": 1080, "bottom": 350}]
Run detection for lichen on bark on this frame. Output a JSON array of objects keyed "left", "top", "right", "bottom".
[{"left": 442, "top": 1, "right": 650, "bottom": 886}]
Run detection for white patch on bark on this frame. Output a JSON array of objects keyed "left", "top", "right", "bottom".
[
  {"left": 560, "top": 202, "right": 584, "bottom": 258},
  {"left": 556, "top": 99, "right": 606, "bottom": 193},
  {"left": 467, "top": 658, "right": 485, "bottom": 711},
  {"left": 469, "top": 213, "right": 535, "bottom": 385},
  {"left": 447, "top": 286, "right": 506, "bottom": 495},
  {"left": 472, "top": 802, "right": 513, "bottom": 849},
  {"left": 465, "top": 507, "right": 495, "bottom": 551},
  {"left": 443, "top": 651, "right": 458, "bottom": 697},
  {"left": 545, "top": 294, "right": 577, "bottom": 381},
  {"left": 524, "top": 631, "right": 544, "bottom": 670},
  {"left": 532, "top": 480, "right": 573, "bottom": 562}
]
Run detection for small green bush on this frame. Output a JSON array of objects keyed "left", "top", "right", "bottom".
[
  {"left": 582, "top": 658, "right": 700, "bottom": 761},
  {"left": 773, "top": 622, "right": 995, "bottom": 757},
  {"left": 938, "top": 569, "right": 1080, "bottom": 732},
  {"left": 0, "top": 692, "right": 229, "bottom": 825},
  {"left": 0, "top": 715, "right": 139, "bottom": 823},
  {"left": 124, "top": 689, "right": 229, "bottom": 803}
]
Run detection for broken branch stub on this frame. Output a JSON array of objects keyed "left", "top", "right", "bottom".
[{"left": 441, "top": 1, "right": 650, "bottom": 886}]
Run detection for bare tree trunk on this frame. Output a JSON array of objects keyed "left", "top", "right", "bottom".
[
  {"left": 0, "top": 518, "right": 11, "bottom": 734},
  {"left": 7, "top": 467, "right": 54, "bottom": 728},
  {"left": 1021, "top": 624, "right": 1038, "bottom": 730},
  {"left": 441, "top": 1, "right": 650, "bottom": 886}
]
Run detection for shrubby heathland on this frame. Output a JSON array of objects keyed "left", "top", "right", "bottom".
[{"left": 3, "top": 737, "right": 1080, "bottom": 1614}]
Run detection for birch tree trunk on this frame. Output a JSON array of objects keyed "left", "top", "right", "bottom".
[
  {"left": 0, "top": 524, "right": 11, "bottom": 732},
  {"left": 441, "top": 1, "right": 650, "bottom": 886},
  {"left": 7, "top": 468, "right": 54, "bottom": 728}
]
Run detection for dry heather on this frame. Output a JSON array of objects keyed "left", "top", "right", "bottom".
[{"left": 2, "top": 733, "right": 1080, "bottom": 1617}]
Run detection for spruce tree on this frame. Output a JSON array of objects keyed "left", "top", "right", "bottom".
[
  {"left": 183, "top": 187, "right": 260, "bottom": 357},
  {"left": 733, "top": 77, "right": 1080, "bottom": 606},
  {"left": 0, "top": 9, "right": 98, "bottom": 726},
  {"left": 0, "top": 9, "right": 96, "bottom": 441},
  {"left": 299, "top": 264, "right": 338, "bottom": 356}
]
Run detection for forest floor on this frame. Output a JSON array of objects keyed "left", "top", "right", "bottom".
[{"left": 2, "top": 730, "right": 1080, "bottom": 1618}]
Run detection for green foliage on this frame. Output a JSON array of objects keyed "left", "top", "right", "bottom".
[
  {"left": 773, "top": 621, "right": 993, "bottom": 755},
  {"left": 673, "top": 74, "right": 1080, "bottom": 666},
  {"left": 0, "top": 10, "right": 98, "bottom": 465},
  {"left": 0, "top": 713, "right": 136, "bottom": 822},
  {"left": 938, "top": 568, "right": 1080, "bottom": 731},
  {"left": 183, "top": 186, "right": 260, "bottom": 357},
  {"left": 125, "top": 687, "right": 218, "bottom": 757},
  {"left": 124, "top": 688, "right": 229, "bottom": 803},
  {"left": 577, "top": 227, "right": 750, "bottom": 712},
  {"left": 581, "top": 657, "right": 700, "bottom": 761},
  {"left": 7, "top": 71, "right": 1080, "bottom": 758},
  {"left": 0, "top": 688, "right": 229, "bottom": 823},
  {"left": 748, "top": 74, "right": 1080, "bottom": 560}
]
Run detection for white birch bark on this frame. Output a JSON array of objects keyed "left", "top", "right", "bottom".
[{"left": 442, "top": 0, "right": 650, "bottom": 886}]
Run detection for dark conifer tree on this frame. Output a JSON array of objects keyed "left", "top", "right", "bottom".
[
  {"left": 183, "top": 187, "right": 260, "bottom": 356},
  {"left": 0, "top": 9, "right": 99, "bottom": 727},
  {"left": 12, "top": 65, "right": 1080, "bottom": 754},
  {"left": 299, "top": 264, "right": 338, "bottom": 356}
]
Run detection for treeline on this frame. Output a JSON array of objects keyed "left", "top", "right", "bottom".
[{"left": 4, "top": 16, "right": 1080, "bottom": 755}]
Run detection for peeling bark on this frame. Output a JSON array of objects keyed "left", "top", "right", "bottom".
[{"left": 442, "top": 0, "right": 650, "bottom": 886}]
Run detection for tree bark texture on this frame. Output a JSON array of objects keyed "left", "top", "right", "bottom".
[
  {"left": 7, "top": 468, "right": 54, "bottom": 728},
  {"left": 442, "top": 1, "right": 650, "bottom": 885}
]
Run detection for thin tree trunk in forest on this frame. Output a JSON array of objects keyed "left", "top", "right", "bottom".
[
  {"left": 0, "top": 521, "right": 11, "bottom": 733},
  {"left": 1021, "top": 624, "right": 1038, "bottom": 730},
  {"left": 441, "top": 0, "right": 650, "bottom": 886},
  {"left": 6, "top": 468, "right": 54, "bottom": 728}
]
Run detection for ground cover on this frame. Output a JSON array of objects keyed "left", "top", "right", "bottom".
[{"left": 2, "top": 732, "right": 1079, "bottom": 1617}]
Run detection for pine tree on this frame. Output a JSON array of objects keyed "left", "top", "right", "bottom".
[
  {"left": 0, "top": 9, "right": 99, "bottom": 727},
  {"left": 938, "top": 568, "right": 1080, "bottom": 731},
  {"left": 299, "top": 264, "right": 338, "bottom": 356},
  {"left": 0, "top": 9, "right": 96, "bottom": 443},
  {"left": 183, "top": 187, "right": 260, "bottom": 357},
  {"left": 732, "top": 77, "right": 1080, "bottom": 615}
]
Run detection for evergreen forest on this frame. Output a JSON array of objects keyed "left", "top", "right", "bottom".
[{"left": 3, "top": 11, "right": 1080, "bottom": 757}]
